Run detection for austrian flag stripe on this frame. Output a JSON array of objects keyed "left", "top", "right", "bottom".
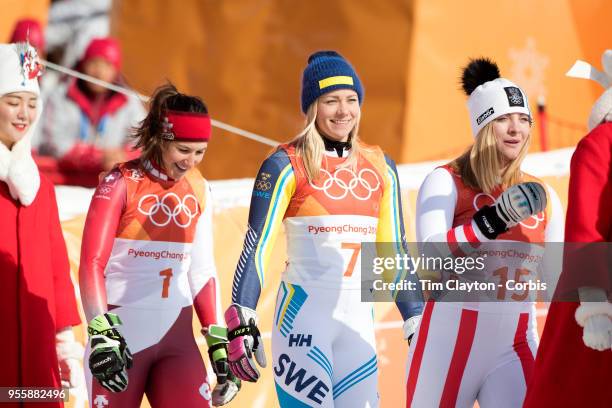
[
  {"left": 439, "top": 309, "right": 478, "bottom": 407},
  {"left": 406, "top": 300, "right": 435, "bottom": 407},
  {"left": 446, "top": 228, "right": 466, "bottom": 258},
  {"left": 463, "top": 223, "right": 481, "bottom": 248}
]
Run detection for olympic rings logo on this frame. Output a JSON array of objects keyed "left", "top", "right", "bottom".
[
  {"left": 310, "top": 168, "right": 381, "bottom": 201},
  {"left": 255, "top": 180, "right": 271, "bottom": 191},
  {"left": 137, "top": 192, "right": 199, "bottom": 228},
  {"left": 98, "top": 186, "right": 112, "bottom": 195},
  {"left": 473, "top": 193, "right": 543, "bottom": 229}
]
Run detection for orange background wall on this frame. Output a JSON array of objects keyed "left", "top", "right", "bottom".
[
  {"left": 111, "top": 0, "right": 610, "bottom": 180},
  {"left": 402, "top": 0, "right": 612, "bottom": 162},
  {"left": 4, "top": 1, "right": 608, "bottom": 179},
  {"left": 111, "top": 0, "right": 415, "bottom": 180},
  {"left": 0, "top": 0, "right": 48, "bottom": 42}
]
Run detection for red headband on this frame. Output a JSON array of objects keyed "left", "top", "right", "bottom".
[{"left": 162, "top": 110, "right": 212, "bottom": 141}]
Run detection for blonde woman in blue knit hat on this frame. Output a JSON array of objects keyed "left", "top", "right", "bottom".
[{"left": 223, "top": 51, "right": 424, "bottom": 407}]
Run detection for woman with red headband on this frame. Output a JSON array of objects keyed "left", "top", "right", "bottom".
[{"left": 79, "top": 83, "right": 240, "bottom": 407}]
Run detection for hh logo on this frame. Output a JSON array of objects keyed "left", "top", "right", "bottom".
[
  {"left": 274, "top": 354, "right": 330, "bottom": 405},
  {"left": 288, "top": 334, "right": 312, "bottom": 347}
]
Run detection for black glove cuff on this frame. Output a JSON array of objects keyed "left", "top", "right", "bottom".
[
  {"left": 228, "top": 320, "right": 261, "bottom": 342},
  {"left": 211, "top": 359, "right": 229, "bottom": 382},
  {"left": 473, "top": 205, "right": 507, "bottom": 240}
]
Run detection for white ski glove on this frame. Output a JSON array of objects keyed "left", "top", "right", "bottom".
[
  {"left": 56, "top": 328, "right": 85, "bottom": 388},
  {"left": 403, "top": 315, "right": 421, "bottom": 345}
]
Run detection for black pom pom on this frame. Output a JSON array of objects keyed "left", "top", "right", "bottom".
[
  {"left": 308, "top": 50, "right": 342, "bottom": 63},
  {"left": 461, "top": 58, "right": 500, "bottom": 96}
]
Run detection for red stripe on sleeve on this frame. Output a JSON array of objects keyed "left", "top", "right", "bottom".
[
  {"left": 79, "top": 170, "right": 126, "bottom": 320},
  {"left": 463, "top": 223, "right": 481, "bottom": 248},
  {"left": 193, "top": 277, "right": 218, "bottom": 328},
  {"left": 446, "top": 228, "right": 466, "bottom": 257}
]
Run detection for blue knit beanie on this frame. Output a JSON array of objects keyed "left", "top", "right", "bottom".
[{"left": 300, "top": 51, "right": 364, "bottom": 113}]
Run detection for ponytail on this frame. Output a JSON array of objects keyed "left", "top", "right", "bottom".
[{"left": 132, "top": 82, "right": 208, "bottom": 164}]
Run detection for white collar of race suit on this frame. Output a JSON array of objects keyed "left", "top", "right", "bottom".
[
  {"left": 143, "top": 159, "right": 171, "bottom": 181},
  {"left": 323, "top": 148, "right": 352, "bottom": 158}
]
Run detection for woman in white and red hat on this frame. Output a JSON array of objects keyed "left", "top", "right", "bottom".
[
  {"left": 0, "top": 42, "right": 82, "bottom": 407},
  {"left": 79, "top": 83, "right": 240, "bottom": 407},
  {"left": 34, "top": 36, "right": 145, "bottom": 187},
  {"left": 406, "top": 58, "right": 565, "bottom": 408}
]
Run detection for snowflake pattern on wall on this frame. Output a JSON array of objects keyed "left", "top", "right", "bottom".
[{"left": 509, "top": 37, "right": 549, "bottom": 102}]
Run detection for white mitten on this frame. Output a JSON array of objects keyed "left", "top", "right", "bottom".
[
  {"left": 56, "top": 328, "right": 85, "bottom": 388},
  {"left": 575, "top": 302, "right": 612, "bottom": 352}
]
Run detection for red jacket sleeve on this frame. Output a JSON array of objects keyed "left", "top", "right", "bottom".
[
  {"left": 48, "top": 182, "right": 81, "bottom": 329},
  {"left": 58, "top": 142, "right": 104, "bottom": 173},
  {"left": 79, "top": 169, "right": 126, "bottom": 322},
  {"left": 562, "top": 124, "right": 612, "bottom": 294},
  {"left": 193, "top": 278, "right": 218, "bottom": 329},
  {"left": 565, "top": 127, "right": 612, "bottom": 242}
]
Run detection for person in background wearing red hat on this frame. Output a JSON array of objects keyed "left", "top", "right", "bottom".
[
  {"left": 79, "top": 83, "right": 240, "bottom": 407},
  {"left": 0, "top": 42, "right": 82, "bottom": 407},
  {"left": 10, "top": 18, "right": 46, "bottom": 57},
  {"left": 33, "top": 36, "right": 145, "bottom": 187},
  {"left": 9, "top": 18, "right": 57, "bottom": 102}
]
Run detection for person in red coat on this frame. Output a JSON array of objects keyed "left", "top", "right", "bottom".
[
  {"left": 0, "top": 42, "right": 82, "bottom": 407},
  {"left": 524, "top": 51, "right": 612, "bottom": 408}
]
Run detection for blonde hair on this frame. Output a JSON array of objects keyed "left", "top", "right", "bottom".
[
  {"left": 288, "top": 100, "right": 364, "bottom": 183},
  {"left": 448, "top": 120, "right": 531, "bottom": 193}
]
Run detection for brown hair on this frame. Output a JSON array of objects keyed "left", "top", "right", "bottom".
[{"left": 131, "top": 82, "right": 208, "bottom": 165}]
